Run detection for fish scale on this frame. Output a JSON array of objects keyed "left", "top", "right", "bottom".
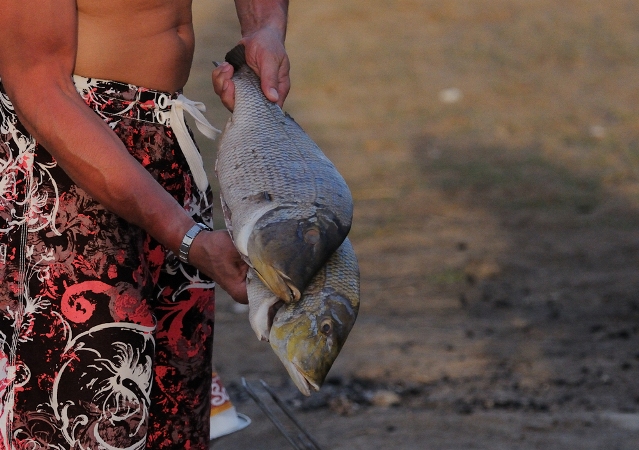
[
  {"left": 221, "top": 77, "right": 345, "bottom": 207},
  {"left": 216, "top": 45, "right": 353, "bottom": 302}
]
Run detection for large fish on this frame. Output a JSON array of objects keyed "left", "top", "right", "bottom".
[
  {"left": 247, "top": 238, "right": 360, "bottom": 396},
  {"left": 216, "top": 45, "right": 353, "bottom": 303}
]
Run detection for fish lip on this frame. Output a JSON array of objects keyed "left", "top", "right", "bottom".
[
  {"left": 279, "top": 358, "right": 319, "bottom": 397},
  {"left": 285, "top": 280, "right": 302, "bottom": 302},
  {"left": 253, "top": 264, "right": 300, "bottom": 303},
  {"left": 275, "top": 270, "right": 302, "bottom": 302}
]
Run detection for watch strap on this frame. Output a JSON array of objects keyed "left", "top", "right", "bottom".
[{"left": 178, "top": 222, "right": 211, "bottom": 264}]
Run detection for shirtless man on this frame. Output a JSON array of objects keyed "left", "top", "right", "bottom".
[{"left": 0, "top": 0, "right": 289, "bottom": 448}]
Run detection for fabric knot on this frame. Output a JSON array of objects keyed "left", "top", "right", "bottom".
[{"left": 168, "top": 94, "right": 220, "bottom": 192}]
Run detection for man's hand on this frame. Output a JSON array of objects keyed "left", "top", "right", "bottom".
[
  {"left": 189, "top": 230, "right": 249, "bottom": 304},
  {"left": 212, "top": 32, "right": 290, "bottom": 111},
  {"left": 212, "top": 0, "right": 290, "bottom": 111},
  {"left": 241, "top": 27, "right": 290, "bottom": 107}
]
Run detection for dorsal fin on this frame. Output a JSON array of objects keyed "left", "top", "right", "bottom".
[{"left": 225, "top": 45, "right": 247, "bottom": 72}]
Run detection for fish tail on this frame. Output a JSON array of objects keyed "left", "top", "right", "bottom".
[{"left": 225, "top": 44, "right": 247, "bottom": 72}]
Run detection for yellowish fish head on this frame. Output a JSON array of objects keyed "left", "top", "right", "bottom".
[{"left": 268, "top": 291, "right": 358, "bottom": 396}]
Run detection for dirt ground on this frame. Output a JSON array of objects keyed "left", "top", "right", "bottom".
[{"left": 184, "top": 1, "right": 639, "bottom": 448}]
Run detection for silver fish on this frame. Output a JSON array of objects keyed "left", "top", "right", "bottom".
[
  {"left": 247, "top": 238, "right": 360, "bottom": 396},
  {"left": 216, "top": 45, "right": 353, "bottom": 303}
]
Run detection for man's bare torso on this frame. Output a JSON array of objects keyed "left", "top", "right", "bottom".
[{"left": 74, "top": 0, "right": 195, "bottom": 93}]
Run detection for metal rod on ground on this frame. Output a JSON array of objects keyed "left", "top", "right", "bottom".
[
  {"left": 259, "top": 379, "right": 324, "bottom": 450},
  {"left": 241, "top": 378, "right": 303, "bottom": 450},
  {"left": 297, "top": 433, "right": 318, "bottom": 450}
]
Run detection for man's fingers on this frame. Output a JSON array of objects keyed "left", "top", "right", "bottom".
[
  {"left": 262, "top": 82, "right": 280, "bottom": 103},
  {"left": 259, "top": 61, "right": 280, "bottom": 103},
  {"left": 259, "top": 56, "right": 290, "bottom": 107},
  {"left": 276, "top": 52, "right": 291, "bottom": 104},
  {"left": 221, "top": 278, "right": 248, "bottom": 304},
  {"left": 239, "top": 34, "right": 290, "bottom": 107},
  {"left": 232, "top": 283, "right": 249, "bottom": 304},
  {"left": 220, "top": 83, "right": 235, "bottom": 112},
  {"left": 212, "top": 62, "right": 235, "bottom": 111},
  {"left": 212, "top": 62, "right": 232, "bottom": 88}
]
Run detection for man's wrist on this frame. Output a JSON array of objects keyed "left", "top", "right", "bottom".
[
  {"left": 241, "top": 23, "right": 287, "bottom": 42},
  {"left": 236, "top": 0, "right": 288, "bottom": 40},
  {"left": 178, "top": 223, "right": 212, "bottom": 264}
]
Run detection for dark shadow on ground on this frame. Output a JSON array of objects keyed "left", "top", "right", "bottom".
[{"left": 409, "top": 135, "right": 639, "bottom": 415}]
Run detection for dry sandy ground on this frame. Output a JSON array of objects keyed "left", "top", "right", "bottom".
[{"left": 183, "top": 1, "right": 639, "bottom": 448}]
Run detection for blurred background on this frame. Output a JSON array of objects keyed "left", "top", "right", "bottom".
[{"left": 184, "top": 1, "right": 639, "bottom": 448}]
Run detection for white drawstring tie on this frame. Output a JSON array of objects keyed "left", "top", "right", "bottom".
[{"left": 167, "top": 94, "right": 220, "bottom": 192}]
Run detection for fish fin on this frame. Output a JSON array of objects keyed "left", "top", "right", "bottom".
[
  {"left": 283, "top": 112, "right": 306, "bottom": 132},
  {"left": 225, "top": 44, "right": 247, "bottom": 72},
  {"left": 247, "top": 269, "right": 280, "bottom": 341}
]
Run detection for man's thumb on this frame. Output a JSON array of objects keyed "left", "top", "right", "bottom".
[{"left": 261, "top": 71, "right": 280, "bottom": 103}]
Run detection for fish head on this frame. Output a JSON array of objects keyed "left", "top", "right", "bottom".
[
  {"left": 269, "top": 288, "right": 359, "bottom": 396},
  {"left": 248, "top": 205, "right": 350, "bottom": 303}
]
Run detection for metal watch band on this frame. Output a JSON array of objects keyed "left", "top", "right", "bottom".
[{"left": 178, "top": 223, "right": 211, "bottom": 264}]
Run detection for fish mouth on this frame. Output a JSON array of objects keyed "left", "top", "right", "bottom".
[
  {"left": 252, "top": 262, "right": 301, "bottom": 303},
  {"left": 279, "top": 359, "right": 320, "bottom": 397}
]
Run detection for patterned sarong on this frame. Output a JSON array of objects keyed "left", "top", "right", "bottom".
[{"left": 0, "top": 76, "right": 218, "bottom": 449}]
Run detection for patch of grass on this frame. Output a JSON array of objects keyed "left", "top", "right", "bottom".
[{"left": 427, "top": 268, "right": 467, "bottom": 287}]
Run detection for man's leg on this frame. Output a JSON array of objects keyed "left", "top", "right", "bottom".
[{"left": 0, "top": 81, "right": 158, "bottom": 448}]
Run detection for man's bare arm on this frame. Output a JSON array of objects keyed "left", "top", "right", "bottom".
[
  {"left": 213, "top": 0, "right": 290, "bottom": 110},
  {"left": 0, "top": 0, "right": 248, "bottom": 301},
  {"left": 0, "top": 0, "right": 195, "bottom": 252}
]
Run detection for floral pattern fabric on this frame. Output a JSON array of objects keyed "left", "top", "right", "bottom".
[{"left": 0, "top": 76, "right": 216, "bottom": 449}]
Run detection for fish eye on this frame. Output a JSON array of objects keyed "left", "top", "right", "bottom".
[{"left": 320, "top": 319, "right": 332, "bottom": 335}]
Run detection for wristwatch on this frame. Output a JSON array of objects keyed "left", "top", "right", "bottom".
[{"left": 178, "top": 222, "right": 211, "bottom": 264}]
